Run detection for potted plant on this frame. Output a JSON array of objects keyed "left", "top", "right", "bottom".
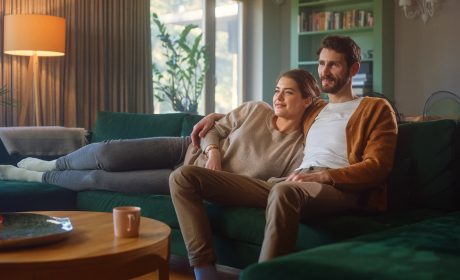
[{"left": 152, "top": 12, "right": 209, "bottom": 113}]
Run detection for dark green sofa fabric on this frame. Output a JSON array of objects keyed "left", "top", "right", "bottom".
[
  {"left": 240, "top": 119, "right": 460, "bottom": 275},
  {"left": 0, "top": 144, "right": 77, "bottom": 211},
  {"left": 0, "top": 112, "right": 201, "bottom": 213},
  {"left": 389, "top": 120, "right": 460, "bottom": 211},
  {"left": 0, "top": 141, "right": 17, "bottom": 165},
  {"left": 1, "top": 113, "right": 458, "bottom": 271},
  {"left": 241, "top": 211, "right": 460, "bottom": 280},
  {"left": 0, "top": 140, "right": 72, "bottom": 206},
  {"left": 92, "top": 111, "right": 201, "bottom": 142},
  {"left": 0, "top": 181, "right": 76, "bottom": 212}
]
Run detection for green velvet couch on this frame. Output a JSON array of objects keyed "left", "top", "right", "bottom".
[
  {"left": 1, "top": 112, "right": 459, "bottom": 277},
  {"left": 240, "top": 119, "right": 460, "bottom": 279}
]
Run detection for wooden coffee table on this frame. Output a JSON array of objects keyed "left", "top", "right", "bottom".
[{"left": 0, "top": 211, "right": 171, "bottom": 280}]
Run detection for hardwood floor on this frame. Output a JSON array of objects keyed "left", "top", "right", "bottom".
[{"left": 133, "top": 255, "right": 241, "bottom": 280}]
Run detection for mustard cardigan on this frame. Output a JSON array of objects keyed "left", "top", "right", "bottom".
[{"left": 303, "top": 97, "right": 398, "bottom": 211}]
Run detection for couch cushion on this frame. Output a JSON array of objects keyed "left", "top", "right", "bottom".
[
  {"left": 72, "top": 189, "right": 442, "bottom": 269},
  {"left": 391, "top": 120, "right": 459, "bottom": 211},
  {"left": 0, "top": 141, "right": 61, "bottom": 166},
  {"left": 92, "top": 112, "right": 188, "bottom": 142},
  {"left": 208, "top": 206, "right": 442, "bottom": 252},
  {"left": 181, "top": 114, "right": 204, "bottom": 137},
  {"left": 241, "top": 211, "right": 460, "bottom": 280},
  {"left": 0, "top": 141, "right": 17, "bottom": 165},
  {"left": 0, "top": 181, "right": 76, "bottom": 212},
  {"left": 387, "top": 158, "right": 414, "bottom": 210},
  {"left": 76, "top": 190, "right": 179, "bottom": 227}
]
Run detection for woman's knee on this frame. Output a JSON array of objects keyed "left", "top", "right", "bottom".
[
  {"left": 93, "top": 141, "right": 122, "bottom": 170},
  {"left": 269, "top": 182, "right": 303, "bottom": 206},
  {"left": 169, "top": 165, "right": 202, "bottom": 193},
  {"left": 82, "top": 170, "right": 101, "bottom": 186}
]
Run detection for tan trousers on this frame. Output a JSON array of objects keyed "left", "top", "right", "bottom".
[{"left": 169, "top": 165, "right": 358, "bottom": 267}]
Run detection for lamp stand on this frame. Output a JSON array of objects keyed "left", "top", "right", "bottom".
[
  {"left": 4, "top": 14, "right": 66, "bottom": 126},
  {"left": 32, "top": 53, "right": 41, "bottom": 126}
]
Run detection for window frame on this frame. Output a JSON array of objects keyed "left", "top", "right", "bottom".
[{"left": 150, "top": 0, "right": 244, "bottom": 114}]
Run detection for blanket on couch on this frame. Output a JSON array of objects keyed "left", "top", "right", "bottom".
[{"left": 0, "top": 126, "right": 87, "bottom": 156}]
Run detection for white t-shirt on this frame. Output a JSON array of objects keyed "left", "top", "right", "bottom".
[{"left": 298, "top": 97, "right": 363, "bottom": 169}]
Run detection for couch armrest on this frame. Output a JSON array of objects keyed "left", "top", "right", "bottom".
[
  {"left": 0, "top": 141, "right": 62, "bottom": 165},
  {"left": 0, "top": 127, "right": 87, "bottom": 156}
]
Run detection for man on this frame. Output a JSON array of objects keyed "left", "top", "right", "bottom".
[{"left": 170, "top": 35, "right": 398, "bottom": 280}]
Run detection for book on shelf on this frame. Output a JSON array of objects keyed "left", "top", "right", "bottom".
[
  {"left": 353, "top": 73, "right": 372, "bottom": 81},
  {"left": 353, "top": 84, "right": 373, "bottom": 97},
  {"left": 299, "top": 9, "right": 374, "bottom": 32},
  {"left": 353, "top": 87, "right": 365, "bottom": 97},
  {"left": 299, "top": 12, "right": 305, "bottom": 32},
  {"left": 353, "top": 74, "right": 373, "bottom": 97},
  {"left": 334, "top": 12, "right": 342, "bottom": 30},
  {"left": 352, "top": 73, "right": 372, "bottom": 87}
]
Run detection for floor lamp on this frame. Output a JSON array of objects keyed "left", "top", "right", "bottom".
[{"left": 3, "top": 14, "right": 66, "bottom": 126}]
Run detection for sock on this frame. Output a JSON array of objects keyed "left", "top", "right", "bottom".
[
  {"left": 194, "top": 265, "right": 218, "bottom": 280},
  {"left": 17, "top": 157, "right": 57, "bottom": 172},
  {"left": 0, "top": 165, "right": 44, "bottom": 182}
]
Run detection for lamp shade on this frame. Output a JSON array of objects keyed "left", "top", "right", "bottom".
[{"left": 4, "top": 14, "right": 65, "bottom": 57}]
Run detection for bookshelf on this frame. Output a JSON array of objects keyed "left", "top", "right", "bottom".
[{"left": 291, "top": 0, "right": 394, "bottom": 99}]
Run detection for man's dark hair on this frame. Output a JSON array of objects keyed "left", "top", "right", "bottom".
[{"left": 316, "top": 35, "right": 361, "bottom": 68}]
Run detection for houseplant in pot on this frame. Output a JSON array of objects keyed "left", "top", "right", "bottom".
[{"left": 152, "top": 12, "right": 209, "bottom": 114}]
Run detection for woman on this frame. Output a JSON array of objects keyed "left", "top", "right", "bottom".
[{"left": 0, "top": 69, "right": 320, "bottom": 194}]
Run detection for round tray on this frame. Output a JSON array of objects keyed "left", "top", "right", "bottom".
[{"left": 0, "top": 213, "right": 73, "bottom": 249}]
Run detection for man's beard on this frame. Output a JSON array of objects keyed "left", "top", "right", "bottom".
[{"left": 320, "top": 71, "right": 350, "bottom": 94}]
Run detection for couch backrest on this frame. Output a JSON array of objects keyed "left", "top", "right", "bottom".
[
  {"left": 85, "top": 112, "right": 460, "bottom": 211},
  {"left": 91, "top": 111, "right": 203, "bottom": 142},
  {"left": 388, "top": 119, "right": 460, "bottom": 211}
]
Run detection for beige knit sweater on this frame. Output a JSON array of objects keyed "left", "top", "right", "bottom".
[{"left": 184, "top": 101, "right": 304, "bottom": 180}]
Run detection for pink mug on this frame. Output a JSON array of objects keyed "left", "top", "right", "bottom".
[{"left": 113, "top": 206, "right": 141, "bottom": 238}]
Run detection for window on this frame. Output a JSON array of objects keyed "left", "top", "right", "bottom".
[{"left": 150, "top": 0, "right": 242, "bottom": 114}]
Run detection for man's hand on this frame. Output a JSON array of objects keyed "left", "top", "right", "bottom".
[
  {"left": 191, "top": 113, "right": 225, "bottom": 148},
  {"left": 204, "top": 149, "right": 222, "bottom": 171},
  {"left": 286, "top": 170, "right": 332, "bottom": 184}
]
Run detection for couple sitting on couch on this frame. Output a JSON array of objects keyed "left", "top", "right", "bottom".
[{"left": 0, "top": 35, "right": 398, "bottom": 280}]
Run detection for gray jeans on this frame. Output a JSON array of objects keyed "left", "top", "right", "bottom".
[{"left": 43, "top": 137, "right": 191, "bottom": 194}]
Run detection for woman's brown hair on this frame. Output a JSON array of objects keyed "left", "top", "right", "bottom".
[{"left": 277, "top": 68, "right": 320, "bottom": 100}]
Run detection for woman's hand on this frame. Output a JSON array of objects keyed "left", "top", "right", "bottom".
[
  {"left": 286, "top": 170, "right": 332, "bottom": 184},
  {"left": 205, "top": 149, "right": 222, "bottom": 171},
  {"left": 191, "top": 113, "right": 225, "bottom": 148}
]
